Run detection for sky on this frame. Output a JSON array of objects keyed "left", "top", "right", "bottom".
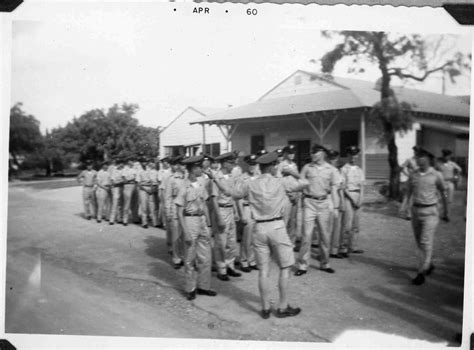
[{"left": 10, "top": 3, "right": 472, "bottom": 134}]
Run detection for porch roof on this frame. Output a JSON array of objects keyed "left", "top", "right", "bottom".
[{"left": 191, "top": 73, "right": 470, "bottom": 125}]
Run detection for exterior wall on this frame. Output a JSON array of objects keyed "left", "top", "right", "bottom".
[
  {"left": 421, "top": 128, "right": 457, "bottom": 159},
  {"left": 160, "top": 108, "right": 226, "bottom": 157},
  {"left": 395, "top": 123, "right": 420, "bottom": 164},
  {"left": 260, "top": 71, "right": 341, "bottom": 101}
]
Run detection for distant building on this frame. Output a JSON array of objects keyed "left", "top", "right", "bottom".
[
  {"left": 192, "top": 70, "right": 469, "bottom": 178},
  {"left": 160, "top": 106, "right": 227, "bottom": 158}
]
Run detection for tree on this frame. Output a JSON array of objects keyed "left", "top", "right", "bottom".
[
  {"left": 320, "top": 31, "right": 470, "bottom": 199},
  {"left": 9, "top": 103, "right": 44, "bottom": 174}
]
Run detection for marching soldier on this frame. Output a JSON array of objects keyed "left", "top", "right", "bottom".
[
  {"left": 109, "top": 158, "right": 125, "bottom": 225},
  {"left": 208, "top": 151, "right": 308, "bottom": 318},
  {"left": 407, "top": 148, "right": 448, "bottom": 285},
  {"left": 164, "top": 155, "right": 185, "bottom": 269},
  {"left": 237, "top": 154, "right": 259, "bottom": 272},
  {"left": 96, "top": 161, "right": 112, "bottom": 223},
  {"left": 77, "top": 160, "right": 97, "bottom": 220},
  {"left": 176, "top": 155, "right": 217, "bottom": 301},
  {"left": 295, "top": 144, "right": 338, "bottom": 276},
  {"left": 137, "top": 159, "right": 159, "bottom": 228},
  {"left": 157, "top": 156, "right": 172, "bottom": 228},
  {"left": 436, "top": 149, "right": 462, "bottom": 218},
  {"left": 212, "top": 151, "right": 242, "bottom": 281},
  {"left": 340, "top": 146, "right": 365, "bottom": 257},
  {"left": 121, "top": 158, "right": 138, "bottom": 226},
  {"left": 326, "top": 149, "right": 345, "bottom": 259}
]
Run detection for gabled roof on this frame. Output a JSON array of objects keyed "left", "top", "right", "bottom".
[
  {"left": 162, "top": 106, "right": 225, "bottom": 131},
  {"left": 192, "top": 70, "right": 470, "bottom": 125}
]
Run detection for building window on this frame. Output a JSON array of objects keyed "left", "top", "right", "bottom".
[
  {"left": 416, "top": 129, "right": 423, "bottom": 146},
  {"left": 340, "top": 130, "right": 359, "bottom": 157},
  {"left": 251, "top": 135, "right": 265, "bottom": 155},
  {"left": 204, "top": 143, "right": 220, "bottom": 157}
]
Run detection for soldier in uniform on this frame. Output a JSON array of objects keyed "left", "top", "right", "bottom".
[
  {"left": 237, "top": 154, "right": 259, "bottom": 272},
  {"left": 164, "top": 156, "right": 186, "bottom": 269},
  {"left": 399, "top": 146, "right": 420, "bottom": 220},
  {"left": 109, "top": 158, "right": 125, "bottom": 225},
  {"left": 96, "top": 161, "right": 112, "bottom": 223},
  {"left": 280, "top": 145, "right": 300, "bottom": 247},
  {"left": 121, "top": 158, "right": 138, "bottom": 226},
  {"left": 77, "top": 160, "right": 97, "bottom": 220},
  {"left": 326, "top": 149, "right": 345, "bottom": 259},
  {"left": 176, "top": 155, "right": 217, "bottom": 301},
  {"left": 157, "top": 156, "right": 172, "bottom": 228},
  {"left": 208, "top": 151, "right": 308, "bottom": 318},
  {"left": 407, "top": 149, "right": 448, "bottom": 285},
  {"left": 137, "top": 159, "right": 159, "bottom": 228},
  {"left": 295, "top": 144, "right": 338, "bottom": 276},
  {"left": 212, "top": 151, "right": 242, "bottom": 281},
  {"left": 436, "top": 149, "right": 462, "bottom": 217},
  {"left": 340, "top": 146, "right": 365, "bottom": 257}
]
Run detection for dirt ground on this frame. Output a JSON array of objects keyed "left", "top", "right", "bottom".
[{"left": 4, "top": 183, "right": 467, "bottom": 346}]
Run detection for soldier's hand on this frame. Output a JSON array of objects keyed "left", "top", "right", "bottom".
[
  {"left": 203, "top": 169, "right": 214, "bottom": 180},
  {"left": 442, "top": 215, "right": 450, "bottom": 223},
  {"left": 217, "top": 220, "right": 226, "bottom": 231},
  {"left": 240, "top": 218, "right": 248, "bottom": 225}
]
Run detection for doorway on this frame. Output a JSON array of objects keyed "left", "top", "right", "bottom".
[{"left": 288, "top": 140, "right": 311, "bottom": 170}]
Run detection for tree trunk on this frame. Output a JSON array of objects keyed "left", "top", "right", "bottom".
[{"left": 387, "top": 132, "right": 400, "bottom": 199}]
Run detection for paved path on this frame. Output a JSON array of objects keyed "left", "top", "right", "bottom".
[{"left": 5, "top": 184, "right": 467, "bottom": 346}]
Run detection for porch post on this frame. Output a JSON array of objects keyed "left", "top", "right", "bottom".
[
  {"left": 201, "top": 123, "right": 206, "bottom": 153},
  {"left": 360, "top": 110, "right": 366, "bottom": 175}
]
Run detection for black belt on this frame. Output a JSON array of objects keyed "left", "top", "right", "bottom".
[
  {"left": 304, "top": 194, "right": 327, "bottom": 201},
  {"left": 83, "top": 185, "right": 94, "bottom": 188},
  {"left": 218, "top": 204, "right": 234, "bottom": 208},
  {"left": 413, "top": 203, "right": 437, "bottom": 208},
  {"left": 184, "top": 213, "right": 204, "bottom": 217},
  {"left": 243, "top": 203, "right": 249, "bottom": 207},
  {"left": 112, "top": 184, "right": 123, "bottom": 187},
  {"left": 256, "top": 217, "right": 282, "bottom": 223},
  {"left": 124, "top": 181, "right": 136, "bottom": 185},
  {"left": 348, "top": 189, "right": 361, "bottom": 193}
]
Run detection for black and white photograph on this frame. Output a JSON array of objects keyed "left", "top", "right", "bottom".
[{"left": 1, "top": 2, "right": 473, "bottom": 348}]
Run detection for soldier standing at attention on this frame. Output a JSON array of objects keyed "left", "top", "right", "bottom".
[
  {"left": 280, "top": 145, "right": 300, "bottom": 247},
  {"left": 77, "top": 160, "right": 97, "bottom": 220},
  {"left": 237, "top": 154, "right": 259, "bottom": 273},
  {"left": 138, "top": 159, "right": 159, "bottom": 228},
  {"left": 212, "top": 151, "right": 242, "bottom": 281},
  {"left": 208, "top": 151, "right": 308, "bottom": 318},
  {"left": 339, "top": 146, "right": 365, "bottom": 258},
  {"left": 109, "top": 158, "right": 125, "bottom": 225},
  {"left": 436, "top": 149, "right": 462, "bottom": 218},
  {"left": 165, "top": 156, "right": 186, "bottom": 269},
  {"left": 176, "top": 155, "right": 217, "bottom": 301},
  {"left": 121, "top": 158, "right": 138, "bottom": 226},
  {"left": 295, "top": 144, "right": 338, "bottom": 276},
  {"left": 407, "top": 149, "right": 448, "bottom": 285},
  {"left": 158, "top": 157, "right": 172, "bottom": 228},
  {"left": 96, "top": 161, "right": 112, "bottom": 223},
  {"left": 326, "top": 150, "right": 345, "bottom": 259}
]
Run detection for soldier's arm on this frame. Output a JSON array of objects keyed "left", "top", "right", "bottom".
[
  {"left": 436, "top": 173, "right": 449, "bottom": 220},
  {"left": 77, "top": 171, "right": 84, "bottom": 184},
  {"left": 358, "top": 168, "right": 365, "bottom": 207},
  {"left": 164, "top": 179, "right": 173, "bottom": 218}
]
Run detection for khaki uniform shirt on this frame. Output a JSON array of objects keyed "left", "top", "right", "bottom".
[
  {"left": 78, "top": 170, "right": 97, "bottom": 187},
  {"left": 174, "top": 179, "right": 209, "bottom": 215},
  {"left": 341, "top": 163, "right": 364, "bottom": 191},
  {"left": 96, "top": 170, "right": 111, "bottom": 188},
  {"left": 122, "top": 166, "right": 137, "bottom": 184},
  {"left": 110, "top": 168, "right": 124, "bottom": 185},
  {"left": 164, "top": 172, "right": 185, "bottom": 217},
  {"left": 409, "top": 167, "right": 445, "bottom": 205},
  {"left": 211, "top": 171, "right": 236, "bottom": 206},
  {"left": 229, "top": 173, "right": 308, "bottom": 221},
  {"left": 438, "top": 161, "right": 462, "bottom": 181},
  {"left": 301, "top": 162, "right": 337, "bottom": 197},
  {"left": 158, "top": 168, "right": 172, "bottom": 190}
]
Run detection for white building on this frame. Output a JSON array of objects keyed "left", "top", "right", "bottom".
[{"left": 160, "top": 106, "right": 227, "bottom": 158}]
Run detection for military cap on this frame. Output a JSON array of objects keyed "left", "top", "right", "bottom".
[
  {"left": 182, "top": 154, "right": 205, "bottom": 165},
  {"left": 417, "top": 148, "right": 434, "bottom": 159},
  {"left": 256, "top": 151, "right": 279, "bottom": 165},
  {"left": 244, "top": 154, "right": 258, "bottom": 165},
  {"left": 276, "top": 148, "right": 284, "bottom": 156},
  {"left": 327, "top": 149, "right": 340, "bottom": 160},
  {"left": 215, "top": 151, "right": 238, "bottom": 162},
  {"left": 201, "top": 153, "right": 214, "bottom": 162},
  {"left": 442, "top": 149, "right": 452, "bottom": 156},
  {"left": 283, "top": 144, "right": 296, "bottom": 154},
  {"left": 256, "top": 149, "right": 268, "bottom": 157},
  {"left": 160, "top": 156, "right": 171, "bottom": 163},
  {"left": 101, "top": 160, "right": 110, "bottom": 167},
  {"left": 85, "top": 159, "right": 93, "bottom": 165},
  {"left": 169, "top": 155, "right": 184, "bottom": 165},
  {"left": 311, "top": 144, "right": 328, "bottom": 154},
  {"left": 346, "top": 145, "right": 360, "bottom": 156}
]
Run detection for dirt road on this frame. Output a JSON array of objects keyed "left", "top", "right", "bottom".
[{"left": 5, "top": 184, "right": 466, "bottom": 345}]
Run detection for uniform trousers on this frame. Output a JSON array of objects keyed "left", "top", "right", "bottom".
[
  {"left": 444, "top": 181, "right": 455, "bottom": 204},
  {"left": 183, "top": 216, "right": 212, "bottom": 293},
  {"left": 340, "top": 192, "right": 361, "bottom": 253},
  {"left": 139, "top": 186, "right": 157, "bottom": 226},
  {"left": 109, "top": 186, "right": 123, "bottom": 223},
  {"left": 122, "top": 184, "right": 136, "bottom": 224},
  {"left": 96, "top": 187, "right": 111, "bottom": 221},
  {"left": 283, "top": 194, "right": 299, "bottom": 245},
  {"left": 411, "top": 205, "right": 438, "bottom": 273},
  {"left": 167, "top": 211, "right": 183, "bottom": 264},
  {"left": 328, "top": 198, "right": 343, "bottom": 255},
  {"left": 82, "top": 186, "right": 96, "bottom": 218},
  {"left": 240, "top": 205, "right": 256, "bottom": 268},
  {"left": 298, "top": 198, "right": 331, "bottom": 270},
  {"left": 215, "top": 206, "right": 238, "bottom": 274}
]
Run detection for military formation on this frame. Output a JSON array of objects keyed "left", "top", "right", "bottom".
[{"left": 77, "top": 144, "right": 462, "bottom": 318}]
